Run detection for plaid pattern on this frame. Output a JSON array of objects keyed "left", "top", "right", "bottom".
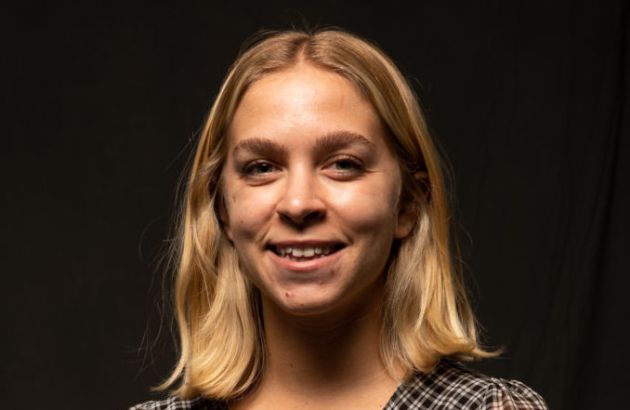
[
  {"left": 384, "top": 360, "right": 547, "bottom": 409},
  {"left": 129, "top": 396, "right": 226, "bottom": 410},
  {"left": 130, "top": 360, "right": 547, "bottom": 410}
]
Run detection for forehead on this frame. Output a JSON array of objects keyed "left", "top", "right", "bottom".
[{"left": 226, "top": 63, "right": 390, "bottom": 149}]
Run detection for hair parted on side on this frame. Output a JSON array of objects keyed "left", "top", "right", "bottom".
[{"left": 159, "top": 27, "right": 495, "bottom": 400}]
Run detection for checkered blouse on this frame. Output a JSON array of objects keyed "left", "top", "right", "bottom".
[{"left": 130, "top": 359, "right": 547, "bottom": 410}]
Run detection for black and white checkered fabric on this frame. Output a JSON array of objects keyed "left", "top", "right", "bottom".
[
  {"left": 130, "top": 360, "right": 547, "bottom": 410},
  {"left": 130, "top": 396, "right": 224, "bottom": 410},
  {"left": 383, "top": 360, "right": 547, "bottom": 409}
]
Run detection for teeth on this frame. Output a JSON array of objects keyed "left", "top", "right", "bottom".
[{"left": 274, "top": 245, "right": 337, "bottom": 259}]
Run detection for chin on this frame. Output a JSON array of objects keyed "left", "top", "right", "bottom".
[
  {"left": 270, "top": 287, "right": 344, "bottom": 317},
  {"left": 276, "top": 285, "right": 381, "bottom": 321}
]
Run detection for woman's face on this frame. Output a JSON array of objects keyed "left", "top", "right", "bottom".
[{"left": 221, "top": 63, "right": 414, "bottom": 317}]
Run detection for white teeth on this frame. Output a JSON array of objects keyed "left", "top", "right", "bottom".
[{"left": 275, "top": 245, "right": 337, "bottom": 259}]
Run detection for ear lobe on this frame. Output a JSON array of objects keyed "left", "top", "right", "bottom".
[
  {"left": 394, "top": 170, "right": 428, "bottom": 239},
  {"left": 394, "top": 201, "right": 417, "bottom": 239}
]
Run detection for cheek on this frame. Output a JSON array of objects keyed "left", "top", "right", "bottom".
[
  {"left": 224, "top": 182, "right": 279, "bottom": 241},
  {"left": 326, "top": 176, "right": 401, "bottom": 235}
]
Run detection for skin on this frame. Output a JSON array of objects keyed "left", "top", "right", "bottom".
[{"left": 222, "top": 62, "right": 415, "bottom": 409}]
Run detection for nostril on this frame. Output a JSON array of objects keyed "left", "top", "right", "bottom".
[
  {"left": 276, "top": 176, "right": 326, "bottom": 226},
  {"left": 278, "top": 208, "right": 325, "bottom": 228}
]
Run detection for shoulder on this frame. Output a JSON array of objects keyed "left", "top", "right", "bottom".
[
  {"left": 129, "top": 396, "right": 226, "bottom": 410},
  {"left": 385, "top": 359, "right": 548, "bottom": 410}
]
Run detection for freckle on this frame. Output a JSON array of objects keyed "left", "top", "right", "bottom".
[{"left": 285, "top": 292, "right": 291, "bottom": 298}]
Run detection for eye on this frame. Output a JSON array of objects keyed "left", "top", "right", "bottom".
[
  {"left": 242, "top": 160, "right": 278, "bottom": 177},
  {"left": 332, "top": 158, "right": 362, "bottom": 171},
  {"left": 325, "top": 155, "right": 365, "bottom": 178}
]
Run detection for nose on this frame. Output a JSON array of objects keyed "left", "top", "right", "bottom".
[{"left": 276, "top": 168, "right": 326, "bottom": 228}]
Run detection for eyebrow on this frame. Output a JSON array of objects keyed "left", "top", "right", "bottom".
[
  {"left": 313, "top": 131, "right": 376, "bottom": 157},
  {"left": 232, "top": 131, "right": 376, "bottom": 158},
  {"left": 232, "top": 137, "right": 288, "bottom": 159}
]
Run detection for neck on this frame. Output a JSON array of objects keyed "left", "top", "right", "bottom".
[{"left": 257, "top": 283, "right": 401, "bottom": 397}]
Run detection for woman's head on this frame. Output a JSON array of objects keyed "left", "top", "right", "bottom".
[
  {"left": 221, "top": 61, "right": 415, "bottom": 318},
  {"left": 165, "top": 28, "right": 491, "bottom": 399}
]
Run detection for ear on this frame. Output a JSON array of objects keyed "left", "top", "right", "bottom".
[
  {"left": 394, "top": 170, "right": 427, "bottom": 239},
  {"left": 394, "top": 200, "right": 417, "bottom": 239}
]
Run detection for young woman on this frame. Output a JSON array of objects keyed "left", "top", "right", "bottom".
[{"left": 131, "top": 28, "right": 547, "bottom": 410}]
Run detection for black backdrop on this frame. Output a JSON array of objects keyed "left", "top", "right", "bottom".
[{"left": 2, "top": 1, "right": 628, "bottom": 409}]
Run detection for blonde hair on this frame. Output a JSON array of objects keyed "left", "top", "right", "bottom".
[{"left": 160, "top": 28, "right": 493, "bottom": 399}]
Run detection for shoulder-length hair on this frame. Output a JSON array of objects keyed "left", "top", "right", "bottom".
[{"left": 160, "top": 28, "right": 492, "bottom": 399}]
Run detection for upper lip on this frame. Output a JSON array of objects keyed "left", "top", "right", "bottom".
[{"left": 266, "top": 239, "right": 346, "bottom": 249}]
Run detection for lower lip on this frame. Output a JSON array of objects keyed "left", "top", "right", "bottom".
[{"left": 267, "top": 248, "right": 344, "bottom": 272}]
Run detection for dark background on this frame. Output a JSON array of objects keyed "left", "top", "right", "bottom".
[{"left": 2, "top": 1, "right": 628, "bottom": 409}]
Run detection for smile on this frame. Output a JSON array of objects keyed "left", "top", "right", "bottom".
[{"left": 267, "top": 242, "right": 346, "bottom": 264}]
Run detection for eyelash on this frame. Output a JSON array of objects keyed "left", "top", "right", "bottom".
[
  {"left": 326, "top": 155, "right": 364, "bottom": 174},
  {"left": 241, "top": 160, "right": 278, "bottom": 176},
  {"left": 239, "top": 155, "right": 365, "bottom": 180}
]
